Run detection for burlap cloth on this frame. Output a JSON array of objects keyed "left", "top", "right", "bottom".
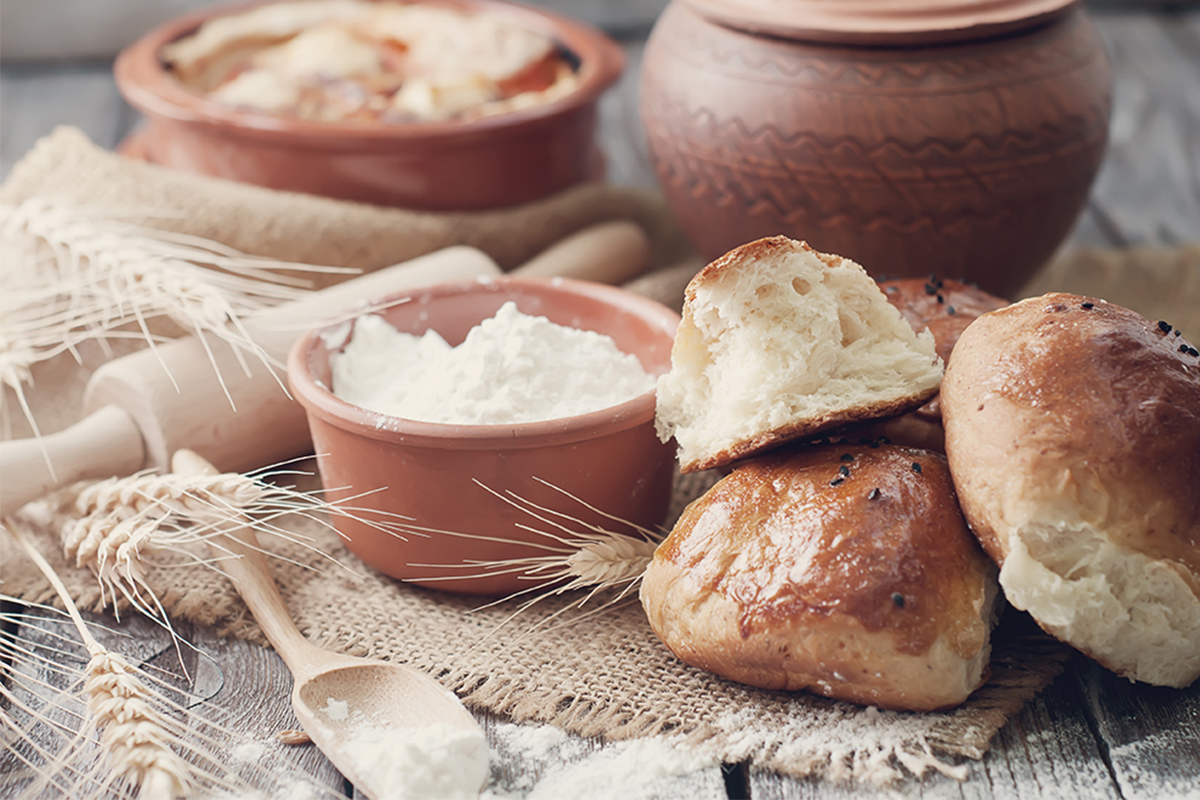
[{"left": 2, "top": 126, "right": 1197, "bottom": 787}]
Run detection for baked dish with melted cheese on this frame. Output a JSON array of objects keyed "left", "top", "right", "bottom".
[{"left": 162, "top": 0, "right": 579, "bottom": 123}]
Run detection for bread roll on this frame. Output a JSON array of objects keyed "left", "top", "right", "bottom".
[
  {"left": 941, "top": 293, "right": 1200, "bottom": 687},
  {"left": 655, "top": 237, "right": 943, "bottom": 473},
  {"left": 860, "top": 278, "right": 1009, "bottom": 451},
  {"left": 640, "top": 445, "right": 998, "bottom": 711}
]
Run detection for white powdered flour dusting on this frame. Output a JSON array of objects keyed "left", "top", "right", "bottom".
[
  {"left": 491, "top": 721, "right": 569, "bottom": 761},
  {"left": 344, "top": 721, "right": 490, "bottom": 800},
  {"left": 528, "top": 737, "right": 717, "bottom": 800},
  {"left": 486, "top": 721, "right": 719, "bottom": 800},
  {"left": 321, "top": 697, "right": 349, "bottom": 721},
  {"left": 331, "top": 301, "right": 656, "bottom": 425},
  {"left": 231, "top": 739, "right": 266, "bottom": 762}
]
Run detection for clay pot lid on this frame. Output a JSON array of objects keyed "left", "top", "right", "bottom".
[{"left": 680, "top": 0, "right": 1078, "bottom": 44}]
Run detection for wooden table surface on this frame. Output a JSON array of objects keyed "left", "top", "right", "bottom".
[{"left": 2, "top": 2, "right": 1199, "bottom": 798}]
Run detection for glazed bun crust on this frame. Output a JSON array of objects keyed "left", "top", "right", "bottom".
[
  {"left": 860, "top": 278, "right": 1009, "bottom": 451},
  {"left": 640, "top": 446, "right": 998, "bottom": 711},
  {"left": 880, "top": 278, "right": 1011, "bottom": 368},
  {"left": 941, "top": 293, "right": 1200, "bottom": 687}
]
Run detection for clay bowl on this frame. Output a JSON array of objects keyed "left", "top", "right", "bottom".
[
  {"left": 288, "top": 276, "right": 680, "bottom": 596},
  {"left": 640, "top": 0, "right": 1113, "bottom": 296},
  {"left": 114, "top": 0, "right": 624, "bottom": 210}
]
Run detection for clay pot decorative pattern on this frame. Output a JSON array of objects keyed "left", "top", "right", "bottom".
[{"left": 640, "top": 2, "right": 1113, "bottom": 295}]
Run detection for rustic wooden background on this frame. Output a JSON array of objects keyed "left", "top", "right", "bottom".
[{"left": 2, "top": 1, "right": 1199, "bottom": 798}]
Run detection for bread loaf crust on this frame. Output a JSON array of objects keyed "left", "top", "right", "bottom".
[
  {"left": 640, "top": 445, "right": 998, "bottom": 711},
  {"left": 860, "top": 278, "right": 1008, "bottom": 451},
  {"left": 941, "top": 293, "right": 1200, "bottom": 686}
]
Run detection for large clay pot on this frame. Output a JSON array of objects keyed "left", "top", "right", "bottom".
[{"left": 640, "top": 0, "right": 1112, "bottom": 295}]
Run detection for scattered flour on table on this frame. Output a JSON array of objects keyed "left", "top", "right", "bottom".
[
  {"left": 231, "top": 739, "right": 266, "bottom": 762},
  {"left": 311, "top": 695, "right": 490, "bottom": 800},
  {"left": 486, "top": 720, "right": 719, "bottom": 800},
  {"left": 330, "top": 301, "right": 657, "bottom": 425},
  {"left": 304, "top": 700, "right": 716, "bottom": 799},
  {"left": 490, "top": 720, "right": 569, "bottom": 761}
]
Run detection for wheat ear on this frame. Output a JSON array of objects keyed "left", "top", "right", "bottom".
[
  {"left": 7, "top": 525, "right": 196, "bottom": 799},
  {"left": 384, "top": 477, "right": 665, "bottom": 645},
  {"left": 412, "top": 476, "right": 662, "bottom": 597},
  {"left": 56, "top": 459, "right": 410, "bottom": 633},
  {"left": 0, "top": 591, "right": 353, "bottom": 800},
  {"left": 0, "top": 197, "right": 355, "bottom": 436},
  {"left": 61, "top": 470, "right": 264, "bottom": 614}
]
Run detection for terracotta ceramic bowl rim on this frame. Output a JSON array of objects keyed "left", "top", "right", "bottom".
[
  {"left": 114, "top": 0, "right": 625, "bottom": 147},
  {"left": 287, "top": 276, "right": 680, "bottom": 449}
]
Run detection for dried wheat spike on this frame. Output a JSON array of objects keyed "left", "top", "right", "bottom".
[
  {"left": 59, "top": 471, "right": 264, "bottom": 616},
  {"left": 73, "top": 472, "right": 264, "bottom": 520},
  {"left": 85, "top": 650, "right": 192, "bottom": 799},
  {"left": 63, "top": 472, "right": 263, "bottom": 567},
  {"left": 565, "top": 536, "right": 657, "bottom": 589}
]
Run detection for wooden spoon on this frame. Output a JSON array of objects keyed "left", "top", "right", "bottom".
[{"left": 171, "top": 448, "right": 486, "bottom": 799}]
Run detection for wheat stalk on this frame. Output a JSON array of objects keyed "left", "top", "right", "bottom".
[
  {"left": 5, "top": 526, "right": 200, "bottom": 799},
  {"left": 390, "top": 477, "right": 667, "bottom": 644},
  {"left": 0, "top": 578, "right": 346, "bottom": 800},
  {"left": 443, "top": 476, "right": 660, "bottom": 596},
  {"left": 59, "top": 471, "right": 265, "bottom": 620},
  {"left": 54, "top": 460, "right": 410, "bottom": 631},
  {"left": 81, "top": 650, "right": 193, "bottom": 799},
  {"left": 0, "top": 197, "right": 355, "bottom": 435}
]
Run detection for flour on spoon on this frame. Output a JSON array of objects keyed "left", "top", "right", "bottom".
[{"left": 321, "top": 697, "right": 489, "bottom": 800}]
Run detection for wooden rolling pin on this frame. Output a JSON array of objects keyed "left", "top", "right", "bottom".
[{"left": 0, "top": 221, "right": 652, "bottom": 513}]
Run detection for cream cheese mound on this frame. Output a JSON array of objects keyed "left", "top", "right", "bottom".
[{"left": 331, "top": 302, "right": 656, "bottom": 425}]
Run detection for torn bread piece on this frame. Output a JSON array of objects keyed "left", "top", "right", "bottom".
[{"left": 655, "top": 237, "right": 943, "bottom": 473}]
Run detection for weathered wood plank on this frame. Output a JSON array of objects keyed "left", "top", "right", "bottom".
[
  {"left": 0, "top": 65, "right": 132, "bottom": 179},
  {"left": 1088, "top": 10, "right": 1200, "bottom": 245},
  {"left": 0, "top": 607, "right": 347, "bottom": 799},
  {"left": 965, "top": 668, "right": 1118, "bottom": 800},
  {"left": 179, "top": 624, "right": 350, "bottom": 798},
  {"left": 1071, "top": 660, "right": 1200, "bottom": 800}
]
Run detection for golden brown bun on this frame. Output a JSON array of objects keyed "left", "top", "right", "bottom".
[
  {"left": 857, "top": 278, "right": 1008, "bottom": 451},
  {"left": 640, "top": 445, "right": 998, "bottom": 711},
  {"left": 654, "top": 237, "right": 943, "bottom": 473},
  {"left": 941, "top": 293, "right": 1200, "bottom": 687}
]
